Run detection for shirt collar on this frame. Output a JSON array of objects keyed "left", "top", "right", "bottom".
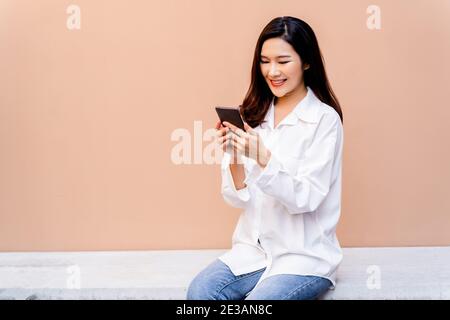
[{"left": 262, "top": 86, "right": 322, "bottom": 129}]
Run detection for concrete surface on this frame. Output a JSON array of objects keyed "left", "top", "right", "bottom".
[{"left": 0, "top": 247, "right": 449, "bottom": 300}]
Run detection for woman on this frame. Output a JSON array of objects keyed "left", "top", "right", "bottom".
[{"left": 187, "top": 16, "right": 344, "bottom": 300}]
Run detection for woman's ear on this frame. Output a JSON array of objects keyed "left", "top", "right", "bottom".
[{"left": 304, "top": 64, "right": 310, "bottom": 70}]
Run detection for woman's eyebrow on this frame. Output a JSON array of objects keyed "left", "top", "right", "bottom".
[{"left": 260, "top": 55, "right": 291, "bottom": 58}]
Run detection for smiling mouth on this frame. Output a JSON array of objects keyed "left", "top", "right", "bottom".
[{"left": 270, "top": 79, "right": 287, "bottom": 87}]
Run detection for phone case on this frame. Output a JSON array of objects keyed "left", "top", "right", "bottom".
[{"left": 215, "top": 106, "right": 245, "bottom": 130}]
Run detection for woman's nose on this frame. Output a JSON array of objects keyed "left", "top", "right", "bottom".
[{"left": 268, "top": 63, "right": 281, "bottom": 77}]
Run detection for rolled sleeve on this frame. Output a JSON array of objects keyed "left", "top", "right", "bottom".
[
  {"left": 221, "top": 152, "right": 251, "bottom": 208},
  {"left": 243, "top": 159, "right": 264, "bottom": 187}
]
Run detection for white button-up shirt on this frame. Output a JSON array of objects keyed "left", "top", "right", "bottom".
[{"left": 218, "top": 86, "right": 344, "bottom": 290}]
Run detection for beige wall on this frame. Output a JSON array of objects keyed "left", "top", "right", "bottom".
[{"left": 0, "top": 0, "right": 449, "bottom": 251}]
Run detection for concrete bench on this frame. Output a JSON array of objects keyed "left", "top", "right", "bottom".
[{"left": 0, "top": 247, "right": 449, "bottom": 299}]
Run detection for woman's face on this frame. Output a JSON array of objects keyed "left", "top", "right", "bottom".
[{"left": 260, "top": 37, "right": 309, "bottom": 98}]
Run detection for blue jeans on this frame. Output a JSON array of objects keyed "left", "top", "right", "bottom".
[{"left": 186, "top": 259, "right": 332, "bottom": 300}]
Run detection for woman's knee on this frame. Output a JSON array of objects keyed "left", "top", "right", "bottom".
[
  {"left": 186, "top": 274, "right": 216, "bottom": 300},
  {"left": 186, "top": 259, "right": 230, "bottom": 300}
]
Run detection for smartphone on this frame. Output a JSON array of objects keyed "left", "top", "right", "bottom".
[{"left": 215, "top": 106, "right": 245, "bottom": 131}]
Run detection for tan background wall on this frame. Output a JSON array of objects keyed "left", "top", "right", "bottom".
[{"left": 1, "top": 0, "right": 449, "bottom": 251}]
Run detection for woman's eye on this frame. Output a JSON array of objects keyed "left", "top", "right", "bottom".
[{"left": 259, "top": 61, "right": 290, "bottom": 64}]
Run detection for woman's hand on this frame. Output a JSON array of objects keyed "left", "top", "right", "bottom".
[
  {"left": 215, "top": 120, "right": 238, "bottom": 161},
  {"left": 222, "top": 121, "right": 271, "bottom": 168},
  {"left": 215, "top": 120, "right": 230, "bottom": 151}
]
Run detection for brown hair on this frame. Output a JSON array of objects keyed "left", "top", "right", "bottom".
[{"left": 240, "top": 16, "right": 343, "bottom": 128}]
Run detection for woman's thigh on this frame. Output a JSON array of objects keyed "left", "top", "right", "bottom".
[
  {"left": 186, "top": 259, "right": 266, "bottom": 300},
  {"left": 245, "top": 274, "right": 332, "bottom": 300}
]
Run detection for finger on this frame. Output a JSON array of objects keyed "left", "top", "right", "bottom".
[
  {"left": 236, "top": 140, "right": 245, "bottom": 153},
  {"left": 216, "top": 135, "right": 224, "bottom": 144},
  {"left": 218, "top": 133, "right": 230, "bottom": 144},
  {"left": 231, "top": 131, "right": 246, "bottom": 146},
  {"left": 216, "top": 120, "right": 229, "bottom": 132},
  {"left": 224, "top": 122, "right": 246, "bottom": 138},
  {"left": 216, "top": 127, "right": 229, "bottom": 138},
  {"left": 220, "top": 134, "right": 231, "bottom": 149},
  {"left": 223, "top": 121, "right": 238, "bottom": 132},
  {"left": 231, "top": 134, "right": 246, "bottom": 151}
]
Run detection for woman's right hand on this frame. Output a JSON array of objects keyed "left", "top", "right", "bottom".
[
  {"left": 215, "top": 120, "right": 230, "bottom": 152},
  {"left": 215, "top": 121, "right": 245, "bottom": 185}
]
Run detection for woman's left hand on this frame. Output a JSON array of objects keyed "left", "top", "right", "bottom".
[{"left": 222, "top": 121, "right": 271, "bottom": 168}]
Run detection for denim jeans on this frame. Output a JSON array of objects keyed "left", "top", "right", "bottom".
[{"left": 186, "top": 258, "right": 332, "bottom": 300}]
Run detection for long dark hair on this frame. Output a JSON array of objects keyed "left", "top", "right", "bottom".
[{"left": 240, "top": 16, "right": 343, "bottom": 127}]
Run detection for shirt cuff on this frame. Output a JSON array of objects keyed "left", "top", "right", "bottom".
[
  {"left": 221, "top": 153, "right": 251, "bottom": 202},
  {"left": 243, "top": 159, "right": 263, "bottom": 187},
  {"left": 234, "top": 185, "right": 251, "bottom": 201},
  {"left": 254, "top": 152, "right": 283, "bottom": 189}
]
